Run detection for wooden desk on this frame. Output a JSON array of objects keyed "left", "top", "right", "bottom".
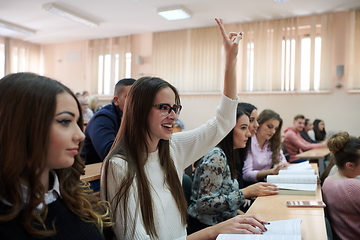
[
  {"left": 246, "top": 163, "right": 328, "bottom": 240},
  {"left": 80, "top": 163, "right": 102, "bottom": 182},
  {"left": 296, "top": 148, "right": 330, "bottom": 175}
]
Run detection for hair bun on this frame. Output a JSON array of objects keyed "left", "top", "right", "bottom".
[{"left": 327, "top": 132, "right": 350, "bottom": 153}]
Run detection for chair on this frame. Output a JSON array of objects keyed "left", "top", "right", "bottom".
[
  {"left": 281, "top": 142, "right": 290, "bottom": 162},
  {"left": 182, "top": 174, "right": 192, "bottom": 206}
]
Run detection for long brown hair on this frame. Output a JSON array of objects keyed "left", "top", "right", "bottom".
[
  {"left": 0, "top": 72, "right": 111, "bottom": 237},
  {"left": 217, "top": 105, "right": 248, "bottom": 179},
  {"left": 256, "top": 109, "right": 283, "bottom": 166},
  {"left": 103, "top": 76, "right": 187, "bottom": 238}
]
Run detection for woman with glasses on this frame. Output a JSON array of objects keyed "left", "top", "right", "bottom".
[{"left": 101, "top": 19, "right": 267, "bottom": 240}]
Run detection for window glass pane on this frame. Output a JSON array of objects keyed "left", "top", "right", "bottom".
[
  {"left": 0, "top": 44, "right": 4, "bottom": 79},
  {"left": 104, "top": 54, "right": 111, "bottom": 94},
  {"left": 98, "top": 55, "right": 104, "bottom": 94},
  {"left": 246, "top": 42, "right": 254, "bottom": 91},
  {"left": 300, "top": 38, "right": 311, "bottom": 91},
  {"left": 125, "top": 53, "right": 132, "bottom": 78},
  {"left": 114, "top": 54, "right": 119, "bottom": 86},
  {"left": 314, "top": 37, "right": 321, "bottom": 90}
]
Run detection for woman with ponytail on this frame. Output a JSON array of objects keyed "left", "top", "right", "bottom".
[{"left": 322, "top": 132, "right": 360, "bottom": 240}]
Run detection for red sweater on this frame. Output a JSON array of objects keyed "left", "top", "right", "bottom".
[{"left": 283, "top": 126, "right": 323, "bottom": 162}]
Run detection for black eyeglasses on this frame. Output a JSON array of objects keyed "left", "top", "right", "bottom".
[{"left": 153, "top": 103, "right": 182, "bottom": 116}]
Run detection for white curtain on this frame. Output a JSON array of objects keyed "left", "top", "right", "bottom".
[
  {"left": 153, "top": 26, "right": 222, "bottom": 93},
  {"left": 348, "top": 10, "right": 360, "bottom": 90},
  {"left": 152, "top": 14, "right": 334, "bottom": 93},
  {"left": 4, "top": 37, "right": 41, "bottom": 75},
  {"left": 88, "top": 36, "right": 130, "bottom": 94}
]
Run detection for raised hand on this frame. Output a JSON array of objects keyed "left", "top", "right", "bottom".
[
  {"left": 215, "top": 18, "right": 242, "bottom": 100},
  {"left": 215, "top": 18, "right": 242, "bottom": 62}
]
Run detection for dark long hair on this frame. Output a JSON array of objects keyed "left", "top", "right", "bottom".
[
  {"left": 217, "top": 105, "right": 249, "bottom": 180},
  {"left": 301, "top": 118, "right": 312, "bottom": 141},
  {"left": 313, "top": 119, "right": 326, "bottom": 141},
  {"left": 103, "top": 76, "right": 187, "bottom": 238},
  {"left": 237, "top": 102, "right": 257, "bottom": 163},
  {"left": 256, "top": 109, "right": 283, "bottom": 166},
  {"left": 0, "top": 72, "right": 111, "bottom": 237}
]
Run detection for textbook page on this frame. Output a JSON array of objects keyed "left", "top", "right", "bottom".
[
  {"left": 287, "top": 161, "right": 311, "bottom": 171},
  {"left": 279, "top": 169, "right": 316, "bottom": 175},
  {"left": 216, "top": 219, "right": 302, "bottom": 240},
  {"left": 267, "top": 175, "right": 317, "bottom": 184}
]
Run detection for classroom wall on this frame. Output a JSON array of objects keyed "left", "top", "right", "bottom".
[
  {"left": 41, "top": 11, "right": 360, "bottom": 137},
  {"left": 42, "top": 41, "right": 88, "bottom": 94}
]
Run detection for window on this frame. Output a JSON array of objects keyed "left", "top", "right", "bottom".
[
  {"left": 299, "top": 36, "right": 321, "bottom": 91},
  {"left": 281, "top": 39, "right": 296, "bottom": 91},
  {"left": 246, "top": 42, "right": 254, "bottom": 92},
  {"left": 88, "top": 36, "right": 130, "bottom": 95},
  {"left": 0, "top": 43, "right": 4, "bottom": 79},
  {"left": 97, "top": 53, "right": 131, "bottom": 95}
]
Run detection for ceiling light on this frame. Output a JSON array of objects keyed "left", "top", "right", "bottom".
[
  {"left": 274, "top": 0, "right": 289, "bottom": 2},
  {"left": 157, "top": 5, "right": 192, "bottom": 21},
  {"left": 0, "top": 19, "right": 36, "bottom": 35},
  {"left": 42, "top": 3, "right": 99, "bottom": 28}
]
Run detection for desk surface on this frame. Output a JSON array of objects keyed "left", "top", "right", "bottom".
[
  {"left": 296, "top": 147, "right": 330, "bottom": 159},
  {"left": 80, "top": 162, "right": 102, "bottom": 182},
  {"left": 246, "top": 163, "right": 328, "bottom": 240}
]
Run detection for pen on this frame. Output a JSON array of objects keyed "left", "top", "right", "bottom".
[{"left": 262, "top": 221, "right": 270, "bottom": 225}]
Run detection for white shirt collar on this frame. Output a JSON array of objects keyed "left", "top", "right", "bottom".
[{"left": 1, "top": 170, "right": 61, "bottom": 210}]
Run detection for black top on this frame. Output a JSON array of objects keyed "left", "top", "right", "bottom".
[
  {"left": 81, "top": 101, "right": 122, "bottom": 164},
  {"left": 0, "top": 198, "right": 105, "bottom": 240}
]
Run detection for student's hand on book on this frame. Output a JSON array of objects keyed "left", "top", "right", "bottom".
[
  {"left": 272, "top": 162, "right": 290, "bottom": 174},
  {"left": 242, "top": 182, "right": 279, "bottom": 198},
  {"left": 211, "top": 214, "right": 267, "bottom": 235}
]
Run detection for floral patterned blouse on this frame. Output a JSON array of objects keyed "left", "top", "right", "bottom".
[{"left": 188, "top": 147, "right": 245, "bottom": 226}]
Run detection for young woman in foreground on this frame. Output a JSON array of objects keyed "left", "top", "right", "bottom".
[
  {"left": 101, "top": 18, "right": 267, "bottom": 240},
  {"left": 322, "top": 132, "right": 360, "bottom": 240},
  {"left": 0, "top": 72, "right": 111, "bottom": 239}
]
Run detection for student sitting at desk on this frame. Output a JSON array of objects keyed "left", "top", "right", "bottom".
[
  {"left": 300, "top": 118, "right": 319, "bottom": 143},
  {"left": 236, "top": 103, "right": 259, "bottom": 187},
  {"left": 322, "top": 132, "right": 360, "bottom": 240},
  {"left": 188, "top": 106, "right": 278, "bottom": 234},
  {"left": 101, "top": 19, "right": 267, "bottom": 240},
  {"left": 0, "top": 73, "right": 112, "bottom": 239},
  {"left": 283, "top": 114, "right": 325, "bottom": 163},
  {"left": 242, "top": 109, "right": 289, "bottom": 185}
]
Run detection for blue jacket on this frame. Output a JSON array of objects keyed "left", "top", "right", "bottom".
[{"left": 81, "top": 101, "right": 122, "bottom": 164}]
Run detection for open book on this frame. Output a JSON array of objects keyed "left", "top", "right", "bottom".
[
  {"left": 266, "top": 164, "right": 318, "bottom": 195},
  {"left": 216, "top": 219, "right": 302, "bottom": 240}
]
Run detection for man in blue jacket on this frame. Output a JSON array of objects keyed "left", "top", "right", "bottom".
[{"left": 81, "top": 78, "right": 136, "bottom": 165}]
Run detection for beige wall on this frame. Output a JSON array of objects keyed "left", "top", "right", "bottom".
[
  {"left": 42, "top": 41, "right": 87, "bottom": 94},
  {"left": 41, "top": 11, "right": 360, "bottom": 137}
]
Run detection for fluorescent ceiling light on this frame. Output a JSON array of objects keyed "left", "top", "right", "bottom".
[
  {"left": 157, "top": 5, "right": 192, "bottom": 21},
  {"left": 0, "top": 19, "right": 36, "bottom": 35},
  {"left": 42, "top": 3, "right": 99, "bottom": 28},
  {"left": 274, "top": 0, "right": 289, "bottom": 2}
]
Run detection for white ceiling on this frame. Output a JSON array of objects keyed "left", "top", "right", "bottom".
[{"left": 1, "top": 0, "right": 359, "bottom": 44}]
